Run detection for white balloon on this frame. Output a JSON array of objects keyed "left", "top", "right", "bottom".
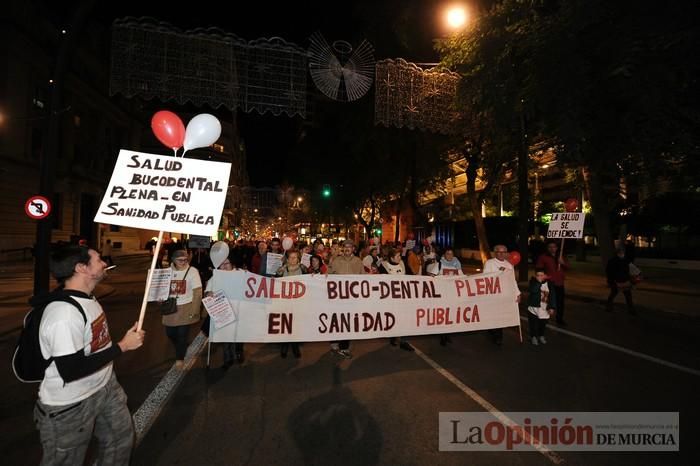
[
  {"left": 282, "top": 237, "right": 294, "bottom": 251},
  {"left": 210, "top": 241, "right": 229, "bottom": 269},
  {"left": 183, "top": 114, "right": 222, "bottom": 152}
]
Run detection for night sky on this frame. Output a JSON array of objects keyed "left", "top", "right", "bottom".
[{"left": 72, "top": 0, "right": 453, "bottom": 186}]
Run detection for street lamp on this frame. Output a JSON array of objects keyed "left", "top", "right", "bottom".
[{"left": 445, "top": 5, "right": 469, "bottom": 30}]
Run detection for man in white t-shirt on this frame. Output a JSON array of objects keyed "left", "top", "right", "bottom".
[
  {"left": 34, "top": 245, "right": 145, "bottom": 465},
  {"left": 483, "top": 244, "right": 521, "bottom": 346}
]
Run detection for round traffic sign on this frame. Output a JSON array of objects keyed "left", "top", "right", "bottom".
[{"left": 25, "top": 196, "right": 52, "bottom": 220}]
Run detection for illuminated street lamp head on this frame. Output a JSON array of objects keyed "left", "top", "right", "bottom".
[
  {"left": 322, "top": 184, "right": 331, "bottom": 197},
  {"left": 445, "top": 5, "right": 469, "bottom": 30}
]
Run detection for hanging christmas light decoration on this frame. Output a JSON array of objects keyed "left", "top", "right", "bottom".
[{"left": 308, "top": 31, "right": 375, "bottom": 102}]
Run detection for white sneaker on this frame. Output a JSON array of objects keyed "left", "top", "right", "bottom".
[
  {"left": 539, "top": 336, "right": 547, "bottom": 345},
  {"left": 531, "top": 337, "right": 539, "bottom": 346}
]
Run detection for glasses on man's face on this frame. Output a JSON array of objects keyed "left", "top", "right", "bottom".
[{"left": 175, "top": 258, "right": 188, "bottom": 262}]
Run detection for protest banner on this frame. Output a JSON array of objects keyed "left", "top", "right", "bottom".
[
  {"left": 146, "top": 268, "right": 172, "bottom": 302},
  {"left": 94, "top": 150, "right": 230, "bottom": 236},
  {"left": 207, "top": 270, "right": 520, "bottom": 343}
]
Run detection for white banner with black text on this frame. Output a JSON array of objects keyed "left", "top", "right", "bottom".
[{"left": 208, "top": 270, "right": 520, "bottom": 343}]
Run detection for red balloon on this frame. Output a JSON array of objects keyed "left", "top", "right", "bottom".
[
  {"left": 151, "top": 111, "right": 185, "bottom": 150},
  {"left": 564, "top": 197, "right": 579, "bottom": 212},
  {"left": 508, "top": 251, "right": 521, "bottom": 266}
]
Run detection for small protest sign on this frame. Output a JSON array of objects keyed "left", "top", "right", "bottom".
[
  {"left": 266, "top": 253, "right": 284, "bottom": 274},
  {"left": 146, "top": 268, "right": 172, "bottom": 302},
  {"left": 202, "top": 291, "right": 237, "bottom": 329},
  {"left": 188, "top": 235, "right": 211, "bottom": 249},
  {"left": 301, "top": 253, "right": 311, "bottom": 268},
  {"left": 94, "top": 150, "right": 231, "bottom": 236},
  {"left": 546, "top": 212, "right": 586, "bottom": 239}
]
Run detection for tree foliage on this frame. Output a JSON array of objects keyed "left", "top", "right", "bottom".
[
  {"left": 437, "top": 0, "right": 700, "bottom": 265},
  {"left": 291, "top": 97, "right": 450, "bottom": 239}
]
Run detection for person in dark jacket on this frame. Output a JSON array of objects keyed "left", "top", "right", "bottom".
[
  {"left": 527, "top": 268, "right": 557, "bottom": 345},
  {"left": 605, "top": 246, "right": 636, "bottom": 314}
]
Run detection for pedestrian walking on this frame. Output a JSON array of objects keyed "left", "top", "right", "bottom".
[
  {"left": 379, "top": 248, "right": 414, "bottom": 351},
  {"left": 327, "top": 239, "right": 365, "bottom": 358},
  {"left": 527, "top": 268, "right": 557, "bottom": 345},
  {"left": 276, "top": 250, "right": 307, "bottom": 358},
  {"left": 205, "top": 251, "right": 245, "bottom": 368},
  {"left": 605, "top": 246, "right": 637, "bottom": 315},
  {"left": 162, "top": 249, "right": 202, "bottom": 369},
  {"left": 535, "top": 241, "right": 568, "bottom": 326},
  {"left": 34, "top": 245, "right": 145, "bottom": 466},
  {"left": 483, "top": 244, "right": 521, "bottom": 345}
]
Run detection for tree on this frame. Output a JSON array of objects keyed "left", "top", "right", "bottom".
[
  {"left": 438, "top": 0, "right": 700, "bottom": 269},
  {"left": 437, "top": 2, "right": 530, "bottom": 267},
  {"left": 292, "top": 97, "right": 449, "bottom": 242}
]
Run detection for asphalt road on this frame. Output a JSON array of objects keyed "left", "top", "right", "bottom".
[{"left": 1, "top": 254, "right": 698, "bottom": 465}]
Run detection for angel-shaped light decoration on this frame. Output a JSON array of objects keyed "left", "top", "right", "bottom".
[{"left": 308, "top": 31, "right": 375, "bottom": 102}]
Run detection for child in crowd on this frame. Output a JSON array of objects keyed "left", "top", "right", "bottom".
[{"left": 527, "top": 268, "right": 557, "bottom": 345}]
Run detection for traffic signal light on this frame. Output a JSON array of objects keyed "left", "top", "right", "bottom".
[{"left": 322, "top": 184, "right": 331, "bottom": 197}]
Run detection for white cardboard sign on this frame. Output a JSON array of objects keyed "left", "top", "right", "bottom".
[
  {"left": 202, "top": 290, "right": 237, "bottom": 329},
  {"left": 546, "top": 212, "right": 586, "bottom": 239},
  {"left": 94, "top": 150, "right": 231, "bottom": 236},
  {"left": 146, "top": 268, "right": 172, "bottom": 302}
]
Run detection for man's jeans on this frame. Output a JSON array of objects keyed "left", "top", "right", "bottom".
[{"left": 34, "top": 372, "right": 134, "bottom": 466}]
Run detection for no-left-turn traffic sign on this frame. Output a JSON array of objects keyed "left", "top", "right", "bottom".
[{"left": 25, "top": 196, "right": 52, "bottom": 220}]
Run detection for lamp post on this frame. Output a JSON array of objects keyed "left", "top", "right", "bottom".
[
  {"left": 533, "top": 163, "right": 549, "bottom": 238},
  {"left": 34, "top": 0, "right": 97, "bottom": 295}
]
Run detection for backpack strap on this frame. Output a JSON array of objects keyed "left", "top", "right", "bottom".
[{"left": 46, "top": 290, "right": 88, "bottom": 324}]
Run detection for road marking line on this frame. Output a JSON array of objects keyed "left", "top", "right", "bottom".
[
  {"left": 132, "top": 332, "right": 208, "bottom": 446},
  {"left": 413, "top": 346, "right": 565, "bottom": 464},
  {"left": 519, "top": 316, "right": 700, "bottom": 377}
]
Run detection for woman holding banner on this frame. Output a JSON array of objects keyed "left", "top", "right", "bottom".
[
  {"left": 163, "top": 249, "right": 203, "bottom": 369},
  {"left": 205, "top": 250, "right": 245, "bottom": 369},
  {"left": 379, "top": 248, "right": 414, "bottom": 352},
  {"left": 276, "top": 249, "right": 307, "bottom": 358}
]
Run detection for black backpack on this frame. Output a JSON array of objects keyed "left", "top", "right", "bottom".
[{"left": 12, "top": 290, "right": 87, "bottom": 383}]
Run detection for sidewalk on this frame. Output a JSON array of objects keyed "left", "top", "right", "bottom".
[
  {"left": 0, "top": 249, "right": 149, "bottom": 309},
  {"left": 462, "top": 259, "right": 700, "bottom": 318}
]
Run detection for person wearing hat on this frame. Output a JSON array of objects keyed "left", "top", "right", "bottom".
[
  {"left": 163, "top": 249, "right": 202, "bottom": 369},
  {"left": 327, "top": 239, "right": 365, "bottom": 358}
]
